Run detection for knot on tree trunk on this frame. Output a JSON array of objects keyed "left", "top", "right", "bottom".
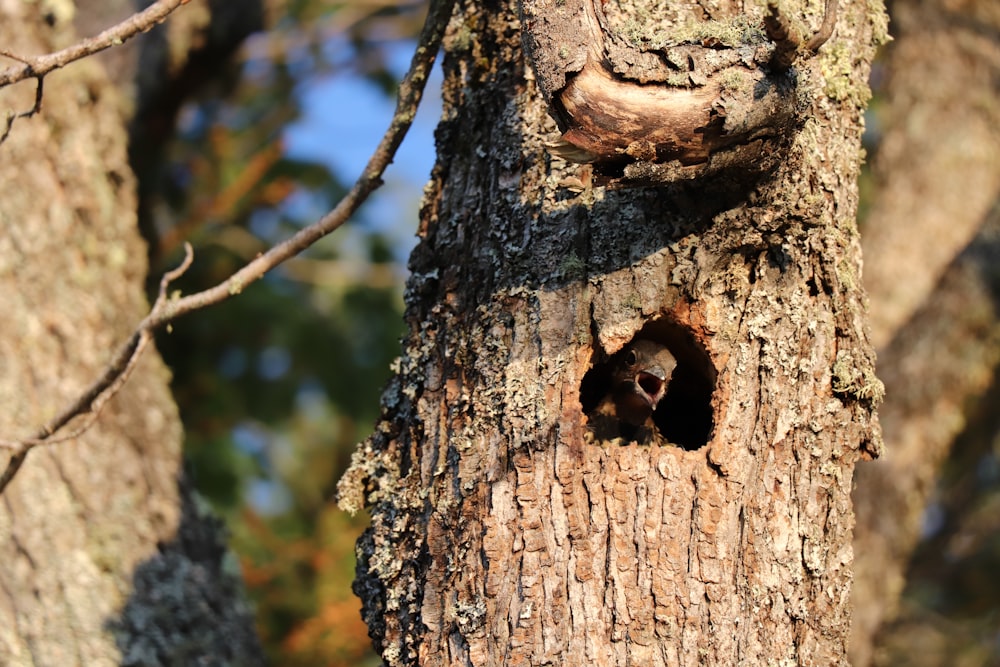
[{"left": 520, "top": 0, "right": 836, "bottom": 187}]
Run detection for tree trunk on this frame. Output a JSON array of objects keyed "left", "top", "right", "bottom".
[
  {"left": 852, "top": 204, "right": 1000, "bottom": 667},
  {"left": 849, "top": 0, "right": 1000, "bottom": 661},
  {"left": 340, "top": 0, "right": 885, "bottom": 664},
  {"left": 859, "top": 0, "right": 1000, "bottom": 351},
  {"left": 0, "top": 4, "right": 262, "bottom": 665}
]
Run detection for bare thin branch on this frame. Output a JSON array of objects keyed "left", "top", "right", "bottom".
[
  {"left": 0, "top": 0, "right": 187, "bottom": 145},
  {"left": 0, "top": 75, "right": 42, "bottom": 144},
  {"left": 0, "top": 241, "right": 195, "bottom": 485},
  {"left": 765, "top": 0, "right": 839, "bottom": 71},
  {"left": 144, "top": 0, "right": 455, "bottom": 327},
  {"left": 806, "top": 0, "right": 840, "bottom": 51},
  {"left": 0, "top": 332, "right": 154, "bottom": 451},
  {"left": 0, "top": 0, "right": 188, "bottom": 88},
  {"left": 0, "top": 0, "right": 457, "bottom": 494}
]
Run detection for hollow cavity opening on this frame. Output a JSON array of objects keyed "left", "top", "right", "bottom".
[{"left": 580, "top": 318, "right": 715, "bottom": 450}]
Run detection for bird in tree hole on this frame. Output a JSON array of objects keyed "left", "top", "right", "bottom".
[{"left": 588, "top": 339, "right": 677, "bottom": 445}]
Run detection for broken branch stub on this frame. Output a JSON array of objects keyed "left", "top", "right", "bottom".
[{"left": 520, "top": 0, "right": 827, "bottom": 187}]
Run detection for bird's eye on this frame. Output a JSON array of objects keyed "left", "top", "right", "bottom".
[{"left": 625, "top": 350, "right": 638, "bottom": 367}]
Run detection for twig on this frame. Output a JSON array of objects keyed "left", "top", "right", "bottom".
[
  {"left": 0, "top": 0, "right": 187, "bottom": 87},
  {"left": 805, "top": 0, "right": 839, "bottom": 52},
  {"left": 0, "top": 76, "right": 42, "bottom": 144},
  {"left": 0, "top": 244, "right": 194, "bottom": 491},
  {"left": 764, "top": 0, "right": 840, "bottom": 72},
  {"left": 0, "top": 0, "right": 188, "bottom": 144},
  {"left": 0, "top": 0, "right": 457, "bottom": 495}
]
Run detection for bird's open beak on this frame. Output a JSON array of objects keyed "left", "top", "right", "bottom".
[{"left": 635, "top": 367, "right": 667, "bottom": 408}]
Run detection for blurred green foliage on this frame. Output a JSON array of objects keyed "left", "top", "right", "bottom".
[{"left": 136, "top": 1, "right": 429, "bottom": 664}]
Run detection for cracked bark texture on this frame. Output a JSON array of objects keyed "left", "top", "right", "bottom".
[
  {"left": 339, "top": 0, "right": 885, "bottom": 664},
  {"left": 850, "top": 0, "right": 1000, "bottom": 663},
  {"left": 0, "top": 3, "right": 262, "bottom": 665}
]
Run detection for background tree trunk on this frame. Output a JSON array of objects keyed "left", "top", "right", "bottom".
[
  {"left": 852, "top": 208, "right": 1000, "bottom": 667},
  {"left": 0, "top": 4, "right": 262, "bottom": 665},
  {"left": 340, "top": 0, "right": 885, "bottom": 664},
  {"left": 859, "top": 0, "right": 1000, "bottom": 351},
  {"left": 850, "top": 0, "right": 1000, "bottom": 662}
]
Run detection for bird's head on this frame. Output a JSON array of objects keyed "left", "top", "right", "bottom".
[{"left": 610, "top": 340, "right": 677, "bottom": 426}]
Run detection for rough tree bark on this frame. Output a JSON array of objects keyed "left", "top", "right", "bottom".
[
  {"left": 340, "top": 0, "right": 886, "bottom": 664},
  {"left": 0, "top": 4, "right": 262, "bottom": 665}
]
